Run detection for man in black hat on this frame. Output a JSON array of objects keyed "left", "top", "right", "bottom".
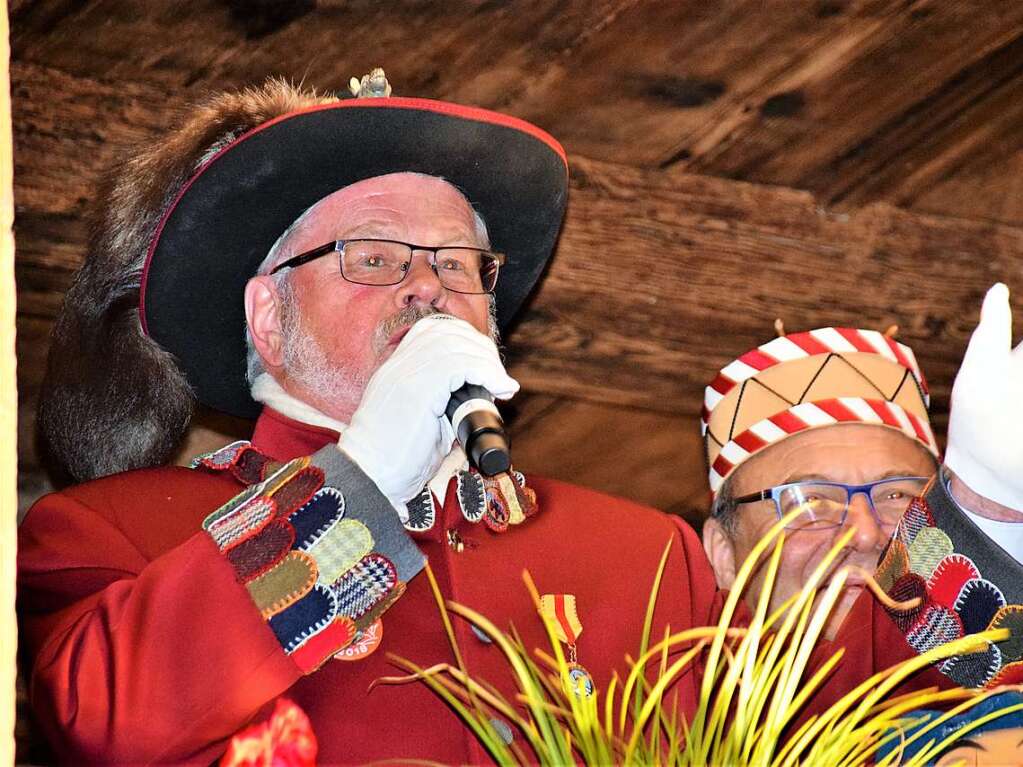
[
  {"left": 17, "top": 75, "right": 728, "bottom": 765},
  {"left": 17, "top": 75, "right": 950, "bottom": 764}
]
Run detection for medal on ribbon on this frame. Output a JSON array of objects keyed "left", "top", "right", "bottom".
[{"left": 539, "top": 593, "right": 594, "bottom": 698}]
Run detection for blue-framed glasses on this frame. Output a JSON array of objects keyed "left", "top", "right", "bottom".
[{"left": 732, "top": 476, "right": 929, "bottom": 531}]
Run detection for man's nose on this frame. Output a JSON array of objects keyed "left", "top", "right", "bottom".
[
  {"left": 397, "top": 251, "right": 447, "bottom": 310},
  {"left": 843, "top": 492, "right": 885, "bottom": 552}
]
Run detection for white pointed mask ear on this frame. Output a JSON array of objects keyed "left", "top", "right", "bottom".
[
  {"left": 244, "top": 275, "right": 287, "bottom": 370},
  {"left": 702, "top": 516, "right": 738, "bottom": 590}
]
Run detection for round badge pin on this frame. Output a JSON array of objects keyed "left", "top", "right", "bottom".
[{"left": 334, "top": 619, "right": 384, "bottom": 661}]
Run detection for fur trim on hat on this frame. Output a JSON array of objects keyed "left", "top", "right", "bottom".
[{"left": 40, "top": 79, "right": 337, "bottom": 482}]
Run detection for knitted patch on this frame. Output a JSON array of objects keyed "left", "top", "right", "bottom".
[
  {"left": 988, "top": 605, "right": 1023, "bottom": 663},
  {"left": 403, "top": 486, "right": 436, "bottom": 532},
  {"left": 226, "top": 520, "right": 296, "bottom": 583},
  {"left": 897, "top": 496, "right": 934, "bottom": 549},
  {"left": 954, "top": 579, "right": 1006, "bottom": 635},
  {"left": 906, "top": 605, "right": 964, "bottom": 655},
  {"left": 190, "top": 440, "right": 250, "bottom": 470},
  {"left": 939, "top": 641, "right": 1001, "bottom": 689},
  {"left": 885, "top": 572, "right": 927, "bottom": 632},
  {"left": 876, "top": 538, "right": 909, "bottom": 594},
  {"left": 269, "top": 584, "right": 339, "bottom": 654},
  {"left": 907, "top": 526, "right": 954, "bottom": 579},
  {"left": 247, "top": 550, "right": 318, "bottom": 619},
  {"left": 267, "top": 466, "right": 325, "bottom": 517},
  {"left": 989, "top": 659, "right": 1023, "bottom": 687},
  {"left": 291, "top": 616, "right": 357, "bottom": 674},
  {"left": 306, "top": 519, "right": 374, "bottom": 585},
  {"left": 927, "top": 554, "right": 981, "bottom": 609},
  {"left": 290, "top": 487, "right": 345, "bottom": 550},
  {"left": 333, "top": 554, "right": 398, "bottom": 620},
  {"left": 207, "top": 495, "right": 276, "bottom": 551},
  {"left": 202, "top": 483, "right": 264, "bottom": 531},
  {"left": 457, "top": 470, "right": 486, "bottom": 523}
]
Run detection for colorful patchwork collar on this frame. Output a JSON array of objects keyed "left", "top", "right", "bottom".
[{"left": 877, "top": 472, "right": 1023, "bottom": 688}]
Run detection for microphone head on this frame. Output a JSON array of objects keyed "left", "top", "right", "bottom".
[{"left": 471, "top": 431, "right": 512, "bottom": 476}]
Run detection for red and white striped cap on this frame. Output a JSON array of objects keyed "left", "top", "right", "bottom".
[{"left": 704, "top": 328, "right": 937, "bottom": 495}]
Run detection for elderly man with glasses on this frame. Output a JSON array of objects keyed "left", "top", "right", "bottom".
[
  {"left": 701, "top": 326, "right": 940, "bottom": 640},
  {"left": 702, "top": 300, "right": 1023, "bottom": 691}
]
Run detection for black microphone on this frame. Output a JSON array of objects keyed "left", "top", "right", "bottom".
[{"left": 446, "top": 384, "right": 511, "bottom": 477}]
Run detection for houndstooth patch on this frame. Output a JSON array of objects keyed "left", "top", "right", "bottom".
[{"left": 333, "top": 554, "right": 398, "bottom": 620}]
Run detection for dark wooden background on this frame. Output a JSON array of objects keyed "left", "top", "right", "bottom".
[{"left": 12, "top": 0, "right": 1023, "bottom": 526}]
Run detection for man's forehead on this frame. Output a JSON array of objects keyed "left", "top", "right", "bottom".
[
  {"left": 731, "top": 423, "right": 936, "bottom": 488},
  {"left": 310, "top": 172, "right": 471, "bottom": 216}
]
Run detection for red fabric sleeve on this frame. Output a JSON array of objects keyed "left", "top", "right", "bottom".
[{"left": 19, "top": 485, "right": 302, "bottom": 765}]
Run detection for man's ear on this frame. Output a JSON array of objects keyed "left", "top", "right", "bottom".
[
  {"left": 244, "top": 276, "right": 286, "bottom": 369},
  {"left": 702, "top": 517, "right": 738, "bottom": 590}
]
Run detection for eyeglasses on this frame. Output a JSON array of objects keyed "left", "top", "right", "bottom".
[
  {"left": 732, "top": 476, "right": 929, "bottom": 531},
  {"left": 269, "top": 238, "right": 506, "bottom": 294}
]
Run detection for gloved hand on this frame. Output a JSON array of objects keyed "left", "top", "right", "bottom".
[
  {"left": 339, "top": 315, "right": 519, "bottom": 509},
  {"left": 945, "top": 283, "right": 1023, "bottom": 511}
]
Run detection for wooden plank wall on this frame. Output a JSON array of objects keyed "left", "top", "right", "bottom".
[{"left": 11, "top": 1, "right": 1023, "bottom": 528}]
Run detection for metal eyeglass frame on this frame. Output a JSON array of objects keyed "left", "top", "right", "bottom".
[
  {"left": 731, "top": 476, "right": 930, "bottom": 530},
  {"left": 268, "top": 238, "right": 506, "bottom": 295}
]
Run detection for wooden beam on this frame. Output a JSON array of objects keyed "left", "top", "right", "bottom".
[{"left": 13, "top": 61, "right": 1023, "bottom": 423}]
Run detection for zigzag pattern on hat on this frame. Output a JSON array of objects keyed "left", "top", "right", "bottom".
[
  {"left": 703, "top": 328, "right": 929, "bottom": 428},
  {"left": 708, "top": 397, "right": 938, "bottom": 492}
]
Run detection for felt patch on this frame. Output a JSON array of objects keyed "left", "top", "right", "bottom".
[
  {"left": 403, "top": 486, "right": 436, "bottom": 532},
  {"left": 247, "top": 550, "right": 318, "bottom": 618},
  {"left": 226, "top": 520, "right": 296, "bottom": 583},
  {"left": 954, "top": 578, "right": 1006, "bottom": 635},
  {"left": 291, "top": 616, "right": 356, "bottom": 674},
  {"left": 333, "top": 554, "right": 397, "bottom": 620},
  {"left": 988, "top": 605, "right": 1023, "bottom": 663},
  {"left": 906, "top": 604, "right": 964, "bottom": 656},
  {"left": 897, "top": 496, "right": 935, "bottom": 549},
  {"left": 989, "top": 659, "right": 1023, "bottom": 687},
  {"left": 267, "top": 465, "right": 325, "bottom": 517},
  {"left": 875, "top": 538, "right": 909, "bottom": 594},
  {"left": 907, "top": 526, "right": 953, "bottom": 579},
  {"left": 269, "top": 584, "right": 339, "bottom": 654},
  {"left": 927, "top": 554, "right": 981, "bottom": 609},
  {"left": 290, "top": 487, "right": 345, "bottom": 550},
  {"left": 306, "top": 519, "right": 374, "bottom": 585},
  {"left": 207, "top": 495, "right": 276, "bottom": 551},
  {"left": 457, "top": 470, "right": 486, "bottom": 523},
  {"left": 884, "top": 572, "right": 926, "bottom": 632},
  {"left": 940, "top": 641, "right": 1001, "bottom": 689}
]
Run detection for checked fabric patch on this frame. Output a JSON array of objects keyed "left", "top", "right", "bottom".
[
  {"left": 882, "top": 488, "right": 1023, "bottom": 688},
  {"left": 198, "top": 441, "right": 410, "bottom": 674}
]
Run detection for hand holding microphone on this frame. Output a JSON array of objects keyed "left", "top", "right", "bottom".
[{"left": 338, "top": 315, "right": 518, "bottom": 509}]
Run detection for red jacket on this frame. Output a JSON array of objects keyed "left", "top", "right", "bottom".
[{"left": 18, "top": 408, "right": 943, "bottom": 765}]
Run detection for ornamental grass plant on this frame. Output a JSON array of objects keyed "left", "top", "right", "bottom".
[{"left": 379, "top": 510, "right": 1022, "bottom": 766}]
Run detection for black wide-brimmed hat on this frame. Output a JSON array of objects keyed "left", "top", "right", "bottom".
[{"left": 139, "top": 87, "right": 568, "bottom": 419}]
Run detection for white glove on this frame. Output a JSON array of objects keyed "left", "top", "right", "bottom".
[
  {"left": 338, "top": 315, "right": 519, "bottom": 508},
  {"left": 945, "top": 283, "right": 1023, "bottom": 511}
]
